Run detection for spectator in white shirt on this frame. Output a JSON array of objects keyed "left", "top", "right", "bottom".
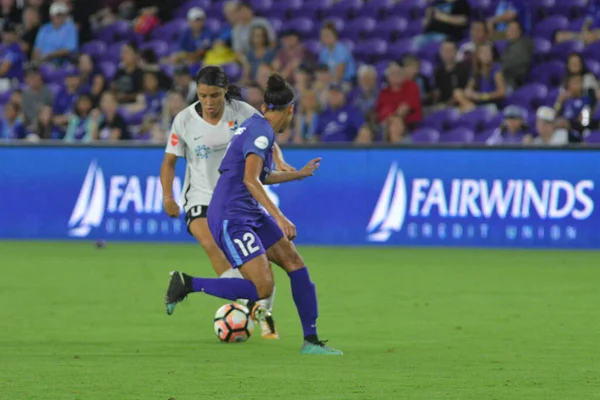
[{"left": 524, "top": 106, "right": 569, "bottom": 146}]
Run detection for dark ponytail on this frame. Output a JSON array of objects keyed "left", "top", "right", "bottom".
[
  {"left": 195, "top": 65, "right": 243, "bottom": 102},
  {"left": 264, "top": 74, "right": 295, "bottom": 111}
]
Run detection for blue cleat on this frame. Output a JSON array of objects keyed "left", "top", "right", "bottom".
[{"left": 300, "top": 340, "right": 343, "bottom": 355}]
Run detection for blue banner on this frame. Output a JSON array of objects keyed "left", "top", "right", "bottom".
[{"left": 0, "top": 146, "right": 599, "bottom": 249}]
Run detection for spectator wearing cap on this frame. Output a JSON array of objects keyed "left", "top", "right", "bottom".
[
  {"left": 32, "top": 2, "right": 78, "bottom": 65},
  {"left": 315, "top": 84, "right": 371, "bottom": 142},
  {"left": 0, "top": 22, "right": 24, "bottom": 92},
  {"left": 457, "top": 20, "right": 488, "bottom": 64},
  {"left": 351, "top": 65, "right": 379, "bottom": 127},
  {"left": 232, "top": 1, "right": 275, "bottom": 54},
  {"left": 486, "top": 105, "right": 530, "bottom": 145},
  {"left": 500, "top": 20, "right": 533, "bottom": 90},
  {"left": 524, "top": 107, "right": 568, "bottom": 146},
  {"left": 417, "top": 0, "right": 471, "bottom": 49},
  {"left": 454, "top": 42, "right": 506, "bottom": 113},
  {"left": 376, "top": 62, "right": 422, "bottom": 128},
  {"left": 22, "top": 65, "right": 53, "bottom": 128},
  {"left": 273, "top": 30, "right": 313, "bottom": 82},
  {"left": 174, "top": 8, "right": 212, "bottom": 64},
  {"left": 112, "top": 41, "right": 143, "bottom": 104},
  {"left": 173, "top": 64, "right": 197, "bottom": 105},
  {"left": 241, "top": 25, "right": 275, "bottom": 82},
  {"left": 20, "top": 7, "right": 42, "bottom": 60},
  {"left": 319, "top": 22, "right": 356, "bottom": 84},
  {"left": 53, "top": 67, "right": 86, "bottom": 129},
  {"left": 433, "top": 40, "right": 470, "bottom": 107},
  {"left": 0, "top": 102, "right": 26, "bottom": 140}
]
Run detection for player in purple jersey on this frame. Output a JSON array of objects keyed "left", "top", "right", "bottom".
[{"left": 165, "top": 74, "right": 342, "bottom": 355}]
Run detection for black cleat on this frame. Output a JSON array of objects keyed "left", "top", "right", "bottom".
[{"left": 165, "top": 271, "right": 191, "bottom": 315}]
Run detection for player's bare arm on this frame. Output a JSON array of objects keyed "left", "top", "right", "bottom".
[
  {"left": 160, "top": 153, "right": 180, "bottom": 218},
  {"left": 273, "top": 143, "right": 296, "bottom": 172},
  {"left": 264, "top": 158, "right": 321, "bottom": 185},
  {"left": 244, "top": 153, "right": 296, "bottom": 240}
]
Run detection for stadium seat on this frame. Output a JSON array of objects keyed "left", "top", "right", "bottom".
[
  {"left": 361, "top": 0, "right": 394, "bottom": 19},
  {"left": 582, "top": 41, "right": 600, "bottom": 63},
  {"left": 410, "top": 127, "right": 440, "bottom": 143},
  {"left": 286, "top": 18, "right": 314, "bottom": 37},
  {"left": 439, "top": 127, "right": 475, "bottom": 144},
  {"left": 554, "top": 0, "right": 588, "bottom": 18},
  {"left": 222, "top": 63, "right": 242, "bottom": 83},
  {"left": 585, "top": 59, "right": 600, "bottom": 77},
  {"left": 533, "top": 38, "right": 552, "bottom": 61},
  {"left": 354, "top": 39, "right": 387, "bottom": 63},
  {"left": 80, "top": 41, "right": 107, "bottom": 60},
  {"left": 533, "top": 16, "right": 569, "bottom": 41},
  {"left": 151, "top": 19, "right": 188, "bottom": 41},
  {"left": 341, "top": 17, "right": 376, "bottom": 41},
  {"left": 419, "top": 108, "right": 460, "bottom": 132},
  {"left": 95, "top": 20, "right": 133, "bottom": 44},
  {"left": 173, "top": 0, "right": 211, "bottom": 19},
  {"left": 420, "top": 60, "right": 433, "bottom": 80},
  {"left": 473, "top": 129, "right": 496, "bottom": 143},
  {"left": 323, "top": 17, "right": 344, "bottom": 33},
  {"left": 549, "top": 40, "right": 585, "bottom": 62},
  {"left": 416, "top": 41, "right": 441, "bottom": 63},
  {"left": 322, "top": 0, "right": 364, "bottom": 19},
  {"left": 140, "top": 40, "right": 170, "bottom": 58},
  {"left": 528, "top": 60, "right": 565, "bottom": 87},
  {"left": 386, "top": 38, "right": 417, "bottom": 61},
  {"left": 99, "top": 62, "right": 118, "bottom": 81},
  {"left": 507, "top": 83, "right": 548, "bottom": 110},
  {"left": 455, "top": 107, "right": 498, "bottom": 133},
  {"left": 371, "top": 16, "right": 408, "bottom": 42},
  {"left": 585, "top": 131, "right": 600, "bottom": 143},
  {"left": 392, "top": 0, "right": 427, "bottom": 19}
]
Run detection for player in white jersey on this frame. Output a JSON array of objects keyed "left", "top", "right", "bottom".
[{"left": 160, "top": 66, "right": 294, "bottom": 339}]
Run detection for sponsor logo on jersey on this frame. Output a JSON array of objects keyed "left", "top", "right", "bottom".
[
  {"left": 69, "top": 161, "right": 184, "bottom": 238},
  {"left": 367, "top": 162, "right": 595, "bottom": 243},
  {"left": 228, "top": 120, "right": 238, "bottom": 131},
  {"left": 170, "top": 133, "right": 179, "bottom": 146},
  {"left": 194, "top": 144, "right": 211, "bottom": 159}
]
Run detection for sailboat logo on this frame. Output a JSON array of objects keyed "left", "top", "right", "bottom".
[
  {"left": 366, "top": 162, "right": 408, "bottom": 242},
  {"left": 68, "top": 161, "right": 106, "bottom": 237}
]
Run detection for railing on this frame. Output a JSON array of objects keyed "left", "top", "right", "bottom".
[{"left": 1, "top": 144, "right": 599, "bottom": 249}]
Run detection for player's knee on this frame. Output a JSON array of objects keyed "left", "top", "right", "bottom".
[{"left": 284, "top": 251, "right": 305, "bottom": 272}]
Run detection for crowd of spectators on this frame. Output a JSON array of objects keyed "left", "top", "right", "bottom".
[{"left": 0, "top": 0, "right": 599, "bottom": 146}]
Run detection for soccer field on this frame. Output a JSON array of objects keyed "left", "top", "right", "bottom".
[{"left": 1, "top": 242, "right": 599, "bottom": 399}]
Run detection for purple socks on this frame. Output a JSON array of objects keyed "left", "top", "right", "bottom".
[
  {"left": 191, "top": 277, "right": 259, "bottom": 302},
  {"left": 288, "top": 267, "right": 319, "bottom": 338}
]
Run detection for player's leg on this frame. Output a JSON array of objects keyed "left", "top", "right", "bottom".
[
  {"left": 259, "top": 216, "right": 342, "bottom": 355},
  {"left": 165, "top": 220, "right": 272, "bottom": 318},
  {"left": 187, "top": 209, "right": 278, "bottom": 331}
]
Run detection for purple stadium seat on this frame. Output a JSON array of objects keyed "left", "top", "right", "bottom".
[
  {"left": 371, "top": 16, "right": 408, "bottom": 42},
  {"left": 507, "top": 83, "right": 548, "bottom": 109},
  {"left": 568, "top": 17, "right": 588, "bottom": 32},
  {"left": 586, "top": 60, "right": 600, "bottom": 77},
  {"left": 39, "top": 64, "right": 55, "bottom": 81},
  {"left": 322, "top": 0, "right": 364, "bottom": 19},
  {"left": 119, "top": 108, "right": 145, "bottom": 125},
  {"left": 341, "top": 17, "right": 376, "bottom": 41},
  {"left": 405, "top": 20, "right": 424, "bottom": 37},
  {"left": 439, "top": 127, "right": 475, "bottom": 144},
  {"left": 222, "top": 63, "right": 242, "bottom": 83},
  {"left": 304, "top": 40, "right": 320, "bottom": 57},
  {"left": 140, "top": 40, "right": 170, "bottom": 58},
  {"left": 386, "top": 38, "right": 417, "bottom": 60},
  {"left": 270, "top": 18, "right": 283, "bottom": 33},
  {"left": 204, "top": 18, "right": 222, "bottom": 35},
  {"left": 341, "top": 39, "right": 355, "bottom": 53},
  {"left": 206, "top": 2, "right": 223, "bottom": 19},
  {"left": 361, "top": 0, "right": 394, "bottom": 18},
  {"left": 294, "top": 0, "right": 331, "bottom": 20},
  {"left": 419, "top": 108, "right": 460, "bottom": 132},
  {"left": 549, "top": 40, "right": 585, "bottom": 61},
  {"left": 95, "top": 20, "right": 133, "bottom": 43},
  {"left": 554, "top": 0, "right": 588, "bottom": 18},
  {"left": 473, "top": 129, "right": 496, "bottom": 143},
  {"left": 471, "top": 0, "right": 496, "bottom": 19},
  {"left": 173, "top": 0, "right": 211, "bottom": 19},
  {"left": 106, "top": 41, "right": 127, "bottom": 61},
  {"left": 455, "top": 106, "right": 497, "bottom": 132},
  {"left": 542, "top": 88, "right": 560, "bottom": 107},
  {"left": 393, "top": 0, "right": 427, "bottom": 19},
  {"left": 533, "top": 16, "right": 569, "bottom": 40},
  {"left": 286, "top": 17, "right": 314, "bottom": 36},
  {"left": 416, "top": 40, "right": 441, "bottom": 63},
  {"left": 161, "top": 63, "right": 175, "bottom": 78},
  {"left": 46, "top": 83, "right": 62, "bottom": 98},
  {"left": 420, "top": 59, "right": 433, "bottom": 79},
  {"left": 528, "top": 60, "right": 565, "bottom": 87},
  {"left": 80, "top": 41, "right": 107, "bottom": 59},
  {"left": 375, "top": 60, "right": 390, "bottom": 83},
  {"left": 485, "top": 114, "right": 504, "bottom": 130},
  {"left": 99, "top": 62, "right": 118, "bottom": 80},
  {"left": 533, "top": 38, "right": 552, "bottom": 60},
  {"left": 354, "top": 39, "right": 387, "bottom": 63},
  {"left": 151, "top": 19, "right": 188, "bottom": 41},
  {"left": 410, "top": 128, "right": 440, "bottom": 143},
  {"left": 585, "top": 131, "right": 600, "bottom": 144},
  {"left": 582, "top": 42, "right": 600, "bottom": 63}
]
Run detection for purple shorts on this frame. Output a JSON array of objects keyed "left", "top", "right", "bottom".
[{"left": 208, "top": 212, "right": 284, "bottom": 268}]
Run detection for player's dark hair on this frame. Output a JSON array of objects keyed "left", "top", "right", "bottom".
[
  {"left": 263, "top": 74, "right": 295, "bottom": 111},
  {"left": 195, "top": 65, "right": 242, "bottom": 101}
]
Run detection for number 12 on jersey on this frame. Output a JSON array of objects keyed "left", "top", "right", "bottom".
[{"left": 234, "top": 232, "right": 260, "bottom": 257}]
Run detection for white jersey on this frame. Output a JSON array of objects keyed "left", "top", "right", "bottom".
[{"left": 165, "top": 99, "right": 259, "bottom": 211}]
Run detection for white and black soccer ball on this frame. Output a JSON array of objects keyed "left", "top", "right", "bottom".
[{"left": 213, "top": 303, "right": 254, "bottom": 343}]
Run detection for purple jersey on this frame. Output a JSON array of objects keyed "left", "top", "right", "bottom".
[{"left": 209, "top": 114, "right": 274, "bottom": 221}]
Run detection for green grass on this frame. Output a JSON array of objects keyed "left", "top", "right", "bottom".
[{"left": 1, "top": 242, "right": 599, "bottom": 399}]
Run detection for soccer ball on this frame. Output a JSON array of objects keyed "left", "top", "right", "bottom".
[{"left": 213, "top": 303, "right": 254, "bottom": 343}]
